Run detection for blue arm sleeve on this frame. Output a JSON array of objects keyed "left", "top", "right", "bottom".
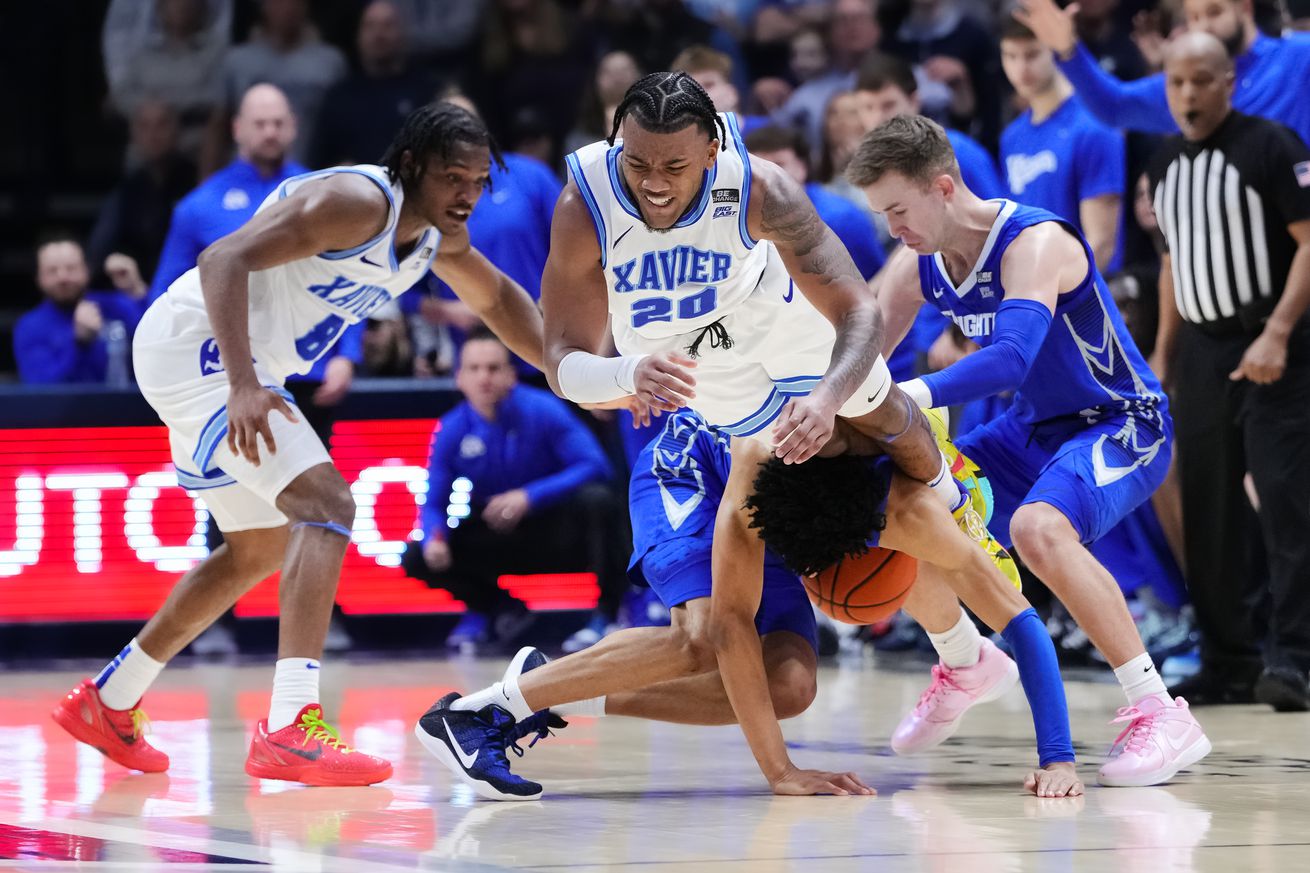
[
  {"left": 1002, "top": 608, "right": 1076, "bottom": 767},
  {"left": 420, "top": 420, "right": 458, "bottom": 542},
  {"left": 521, "top": 401, "right": 612, "bottom": 510},
  {"left": 919, "top": 298, "right": 1053, "bottom": 407},
  {"left": 1057, "top": 44, "right": 1175, "bottom": 134}
]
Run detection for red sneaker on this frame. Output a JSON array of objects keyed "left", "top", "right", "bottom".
[
  {"left": 51, "top": 679, "right": 169, "bottom": 773},
  {"left": 245, "top": 704, "right": 393, "bottom": 787}
]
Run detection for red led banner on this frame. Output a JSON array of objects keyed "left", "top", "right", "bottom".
[{"left": 0, "top": 420, "right": 598, "bottom": 621}]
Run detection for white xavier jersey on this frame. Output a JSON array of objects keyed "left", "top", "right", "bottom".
[
  {"left": 166, "top": 164, "right": 439, "bottom": 380},
  {"left": 565, "top": 112, "right": 771, "bottom": 341}
]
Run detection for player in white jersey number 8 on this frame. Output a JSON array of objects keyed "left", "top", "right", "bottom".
[{"left": 51, "top": 103, "right": 545, "bottom": 787}]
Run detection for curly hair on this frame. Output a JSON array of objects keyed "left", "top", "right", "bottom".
[{"left": 743, "top": 455, "right": 891, "bottom": 577}]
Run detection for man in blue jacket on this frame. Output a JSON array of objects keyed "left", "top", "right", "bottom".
[
  {"left": 1015, "top": 0, "right": 1310, "bottom": 146},
  {"left": 150, "top": 83, "right": 306, "bottom": 300},
  {"left": 16, "top": 238, "right": 147, "bottom": 384},
  {"left": 401, "top": 328, "right": 623, "bottom": 649}
]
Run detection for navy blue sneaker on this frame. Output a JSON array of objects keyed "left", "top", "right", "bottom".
[
  {"left": 502, "top": 646, "right": 549, "bottom": 684},
  {"left": 499, "top": 647, "right": 568, "bottom": 750},
  {"left": 506, "top": 708, "right": 568, "bottom": 748},
  {"left": 414, "top": 692, "right": 542, "bottom": 801}
]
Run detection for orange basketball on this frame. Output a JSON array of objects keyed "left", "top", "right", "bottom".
[{"left": 803, "top": 547, "right": 918, "bottom": 625}]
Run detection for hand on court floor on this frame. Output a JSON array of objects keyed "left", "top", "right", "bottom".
[
  {"left": 1023, "top": 762, "right": 1084, "bottom": 798},
  {"left": 769, "top": 764, "right": 875, "bottom": 797},
  {"left": 1012, "top": 0, "right": 1079, "bottom": 57},
  {"left": 632, "top": 352, "right": 697, "bottom": 414},
  {"left": 225, "top": 384, "right": 298, "bottom": 466},
  {"left": 484, "top": 489, "right": 530, "bottom": 533},
  {"left": 771, "top": 390, "right": 838, "bottom": 465},
  {"left": 1230, "top": 331, "right": 1287, "bottom": 385}
]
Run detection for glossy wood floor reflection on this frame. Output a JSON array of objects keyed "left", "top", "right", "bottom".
[{"left": 1, "top": 656, "right": 1307, "bottom": 872}]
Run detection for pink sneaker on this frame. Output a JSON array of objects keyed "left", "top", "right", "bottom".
[
  {"left": 1097, "top": 695, "right": 1211, "bottom": 787},
  {"left": 891, "top": 638, "right": 1020, "bottom": 755}
]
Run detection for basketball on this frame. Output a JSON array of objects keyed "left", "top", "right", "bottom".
[{"left": 803, "top": 548, "right": 918, "bottom": 625}]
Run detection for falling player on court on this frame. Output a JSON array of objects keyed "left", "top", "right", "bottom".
[
  {"left": 422, "top": 71, "right": 1015, "bottom": 796},
  {"left": 417, "top": 408, "right": 1083, "bottom": 800},
  {"left": 52, "top": 103, "right": 543, "bottom": 786},
  {"left": 852, "top": 114, "right": 1211, "bottom": 787}
]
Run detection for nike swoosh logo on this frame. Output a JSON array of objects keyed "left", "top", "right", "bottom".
[
  {"left": 271, "top": 741, "right": 322, "bottom": 762},
  {"left": 613, "top": 226, "right": 634, "bottom": 249},
  {"left": 360, "top": 254, "right": 383, "bottom": 267},
  {"left": 782, "top": 281, "right": 794, "bottom": 303},
  {"left": 1091, "top": 430, "right": 1163, "bottom": 487},
  {"left": 306, "top": 664, "right": 320, "bottom": 670},
  {"left": 444, "top": 717, "right": 479, "bottom": 769}
]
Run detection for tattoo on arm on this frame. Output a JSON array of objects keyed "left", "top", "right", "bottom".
[
  {"left": 759, "top": 181, "right": 862, "bottom": 286},
  {"left": 826, "top": 306, "right": 884, "bottom": 402}
]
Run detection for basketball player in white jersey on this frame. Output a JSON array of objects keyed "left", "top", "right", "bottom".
[
  {"left": 549, "top": 73, "right": 1014, "bottom": 796},
  {"left": 51, "top": 103, "right": 544, "bottom": 786}
]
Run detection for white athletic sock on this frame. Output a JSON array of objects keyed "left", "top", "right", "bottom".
[
  {"left": 552, "top": 696, "right": 607, "bottom": 718},
  {"left": 96, "top": 638, "right": 165, "bottom": 711},
  {"left": 1114, "top": 652, "right": 1169, "bottom": 705},
  {"left": 926, "top": 608, "right": 983, "bottom": 669},
  {"left": 929, "top": 454, "right": 968, "bottom": 511},
  {"left": 451, "top": 678, "right": 535, "bottom": 721},
  {"left": 268, "top": 658, "right": 321, "bottom": 731}
]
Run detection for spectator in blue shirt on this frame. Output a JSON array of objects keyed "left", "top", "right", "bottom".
[
  {"left": 673, "top": 45, "right": 771, "bottom": 137},
  {"left": 743, "top": 124, "right": 887, "bottom": 280},
  {"left": 402, "top": 329, "right": 624, "bottom": 650},
  {"left": 1000, "top": 21, "right": 1126, "bottom": 273},
  {"left": 414, "top": 91, "right": 562, "bottom": 378},
  {"left": 852, "top": 53, "right": 1006, "bottom": 201},
  {"left": 1015, "top": 0, "right": 1310, "bottom": 147},
  {"left": 15, "top": 239, "right": 147, "bottom": 385},
  {"left": 150, "top": 83, "right": 306, "bottom": 299}
]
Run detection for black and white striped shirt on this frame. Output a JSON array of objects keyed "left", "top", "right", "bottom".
[{"left": 1148, "top": 111, "right": 1310, "bottom": 335}]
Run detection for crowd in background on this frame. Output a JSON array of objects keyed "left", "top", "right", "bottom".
[{"left": 7, "top": 0, "right": 1310, "bottom": 697}]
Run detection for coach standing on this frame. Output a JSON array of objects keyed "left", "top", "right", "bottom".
[{"left": 1149, "top": 33, "right": 1310, "bottom": 711}]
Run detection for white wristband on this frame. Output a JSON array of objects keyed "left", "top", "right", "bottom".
[
  {"left": 898, "top": 378, "right": 933, "bottom": 409},
  {"left": 556, "top": 350, "right": 648, "bottom": 403}
]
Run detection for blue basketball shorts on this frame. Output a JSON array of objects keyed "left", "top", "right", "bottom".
[
  {"left": 635, "top": 535, "right": 819, "bottom": 653},
  {"left": 955, "top": 408, "right": 1172, "bottom": 548}
]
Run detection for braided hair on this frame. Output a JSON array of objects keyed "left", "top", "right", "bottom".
[
  {"left": 608, "top": 72, "right": 726, "bottom": 146},
  {"left": 381, "top": 102, "right": 505, "bottom": 191}
]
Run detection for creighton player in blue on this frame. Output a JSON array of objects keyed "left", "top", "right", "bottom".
[
  {"left": 51, "top": 103, "right": 544, "bottom": 786},
  {"left": 850, "top": 115, "right": 1212, "bottom": 788},
  {"left": 418, "top": 408, "right": 1084, "bottom": 800}
]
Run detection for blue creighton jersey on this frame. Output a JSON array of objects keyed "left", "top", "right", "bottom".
[
  {"left": 918, "top": 200, "right": 1163, "bottom": 426},
  {"left": 628, "top": 409, "right": 732, "bottom": 564}
]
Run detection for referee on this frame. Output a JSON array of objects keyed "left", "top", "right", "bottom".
[{"left": 1149, "top": 33, "right": 1310, "bottom": 711}]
